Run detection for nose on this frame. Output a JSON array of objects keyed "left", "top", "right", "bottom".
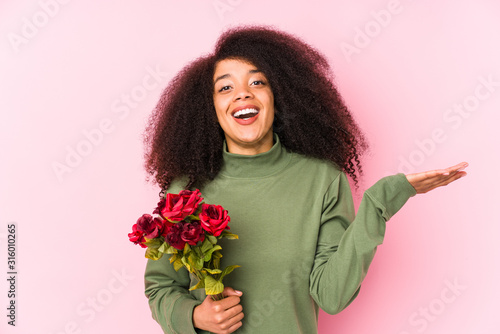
[{"left": 233, "top": 85, "right": 253, "bottom": 101}]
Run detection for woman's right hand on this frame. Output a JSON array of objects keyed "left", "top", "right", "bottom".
[{"left": 193, "top": 287, "right": 244, "bottom": 334}]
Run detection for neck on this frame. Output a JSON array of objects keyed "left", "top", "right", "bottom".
[{"left": 224, "top": 131, "right": 274, "bottom": 155}]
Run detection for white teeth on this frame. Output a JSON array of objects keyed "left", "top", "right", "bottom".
[{"left": 233, "top": 108, "right": 259, "bottom": 118}]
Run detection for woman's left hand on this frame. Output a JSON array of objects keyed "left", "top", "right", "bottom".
[{"left": 406, "top": 162, "right": 468, "bottom": 194}]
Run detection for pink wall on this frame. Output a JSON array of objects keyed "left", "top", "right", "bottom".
[{"left": 1, "top": 1, "right": 499, "bottom": 333}]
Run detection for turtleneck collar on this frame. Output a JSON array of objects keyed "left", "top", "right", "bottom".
[{"left": 219, "top": 133, "right": 291, "bottom": 178}]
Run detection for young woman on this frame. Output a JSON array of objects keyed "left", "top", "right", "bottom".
[{"left": 143, "top": 26, "right": 467, "bottom": 334}]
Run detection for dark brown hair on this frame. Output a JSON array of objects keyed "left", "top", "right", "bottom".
[{"left": 144, "top": 26, "right": 367, "bottom": 190}]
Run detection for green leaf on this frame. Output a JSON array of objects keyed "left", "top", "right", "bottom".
[
  {"left": 145, "top": 247, "right": 163, "bottom": 261},
  {"left": 181, "top": 256, "right": 192, "bottom": 273},
  {"left": 204, "top": 245, "right": 222, "bottom": 262},
  {"left": 163, "top": 245, "right": 179, "bottom": 254},
  {"left": 144, "top": 237, "right": 163, "bottom": 248},
  {"left": 221, "top": 231, "right": 239, "bottom": 240},
  {"left": 172, "top": 258, "right": 183, "bottom": 271},
  {"left": 211, "top": 250, "right": 222, "bottom": 269},
  {"left": 204, "top": 276, "right": 224, "bottom": 295},
  {"left": 188, "top": 277, "right": 205, "bottom": 291},
  {"left": 207, "top": 235, "right": 218, "bottom": 245},
  {"left": 188, "top": 252, "right": 203, "bottom": 271},
  {"left": 204, "top": 268, "right": 222, "bottom": 275},
  {"left": 186, "top": 214, "right": 200, "bottom": 221},
  {"left": 159, "top": 242, "right": 177, "bottom": 254},
  {"left": 219, "top": 265, "right": 240, "bottom": 281},
  {"left": 168, "top": 254, "right": 178, "bottom": 264},
  {"left": 164, "top": 217, "right": 177, "bottom": 224},
  {"left": 183, "top": 243, "right": 191, "bottom": 254},
  {"left": 200, "top": 238, "right": 213, "bottom": 253}
]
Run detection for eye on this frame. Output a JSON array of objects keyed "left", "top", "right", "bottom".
[
  {"left": 251, "top": 80, "right": 265, "bottom": 86},
  {"left": 218, "top": 85, "right": 231, "bottom": 92}
]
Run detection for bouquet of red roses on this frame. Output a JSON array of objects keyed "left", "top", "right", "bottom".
[{"left": 128, "top": 189, "right": 239, "bottom": 300}]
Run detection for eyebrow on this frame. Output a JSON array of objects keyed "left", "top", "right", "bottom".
[{"left": 213, "top": 69, "right": 263, "bottom": 84}]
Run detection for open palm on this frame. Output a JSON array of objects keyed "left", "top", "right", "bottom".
[{"left": 406, "top": 162, "right": 468, "bottom": 194}]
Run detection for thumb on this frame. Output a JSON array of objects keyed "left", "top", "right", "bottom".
[
  {"left": 223, "top": 286, "right": 243, "bottom": 297},
  {"left": 203, "top": 294, "right": 215, "bottom": 304}
]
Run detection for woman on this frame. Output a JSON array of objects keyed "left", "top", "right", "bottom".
[{"left": 143, "top": 26, "right": 467, "bottom": 334}]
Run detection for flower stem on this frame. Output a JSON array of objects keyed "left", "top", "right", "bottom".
[{"left": 211, "top": 293, "right": 224, "bottom": 301}]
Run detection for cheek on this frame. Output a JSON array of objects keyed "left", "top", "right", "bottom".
[
  {"left": 213, "top": 97, "right": 224, "bottom": 120},
  {"left": 266, "top": 95, "right": 275, "bottom": 120},
  {"left": 263, "top": 90, "right": 274, "bottom": 110},
  {"left": 213, "top": 105, "right": 230, "bottom": 131},
  {"left": 214, "top": 111, "right": 226, "bottom": 130},
  {"left": 214, "top": 95, "right": 230, "bottom": 114}
]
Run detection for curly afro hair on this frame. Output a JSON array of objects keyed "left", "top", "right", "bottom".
[{"left": 144, "top": 25, "right": 367, "bottom": 191}]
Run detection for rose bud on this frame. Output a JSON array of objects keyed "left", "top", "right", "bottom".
[{"left": 199, "top": 204, "right": 230, "bottom": 237}]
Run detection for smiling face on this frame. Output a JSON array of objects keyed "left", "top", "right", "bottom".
[{"left": 213, "top": 58, "right": 275, "bottom": 155}]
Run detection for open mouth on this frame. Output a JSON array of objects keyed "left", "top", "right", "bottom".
[{"left": 232, "top": 108, "right": 260, "bottom": 120}]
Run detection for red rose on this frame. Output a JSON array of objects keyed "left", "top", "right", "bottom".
[
  {"left": 166, "top": 222, "right": 186, "bottom": 250},
  {"left": 153, "top": 198, "right": 166, "bottom": 215},
  {"left": 181, "top": 221, "right": 205, "bottom": 246},
  {"left": 199, "top": 204, "right": 230, "bottom": 237},
  {"left": 128, "top": 214, "right": 171, "bottom": 248},
  {"left": 128, "top": 224, "right": 147, "bottom": 248},
  {"left": 161, "top": 189, "right": 203, "bottom": 222}
]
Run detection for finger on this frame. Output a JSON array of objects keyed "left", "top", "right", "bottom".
[
  {"left": 409, "top": 162, "right": 469, "bottom": 179},
  {"left": 225, "top": 318, "right": 243, "bottom": 334},
  {"left": 223, "top": 303, "right": 243, "bottom": 320},
  {"left": 217, "top": 295, "right": 242, "bottom": 309},
  {"left": 218, "top": 309, "right": 244, "bottom": 333},
  {"left": 203, "top": 294, "right": 215, "bottom": 305},
  {"left": 406, "top": 171, "right": 445, "bottom": 189},
  {"left": 223, "top": 286, "right": 243, "bottom": 298},
  {"left": 441, "top": 162, "right": 469, "bottom": 175},
  {"left": 407, "top": 169, "right": 445, "bottom": 184},
  {"left": 423, "top": 171, "right": 466, "bottom": 188},
  {"left": 418, "top": 171, "right": 467, "bottom": 193},
  {"left": 224, "top": 311, "right": 244, "bottom": 332},
  {"left": 430, "top": 171, "right": 467, "bottom": 188},
  {"left": 411, "top": 166, "right": 467, "bottom": 186}
]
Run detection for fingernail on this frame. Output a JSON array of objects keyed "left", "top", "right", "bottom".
[{"left": 236, "top": 290, "right": 242, "bottom": 295}]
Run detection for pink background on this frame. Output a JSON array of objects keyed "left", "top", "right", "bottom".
[{"left": 1, "top": 1, "right": 499, "bottom": 333}]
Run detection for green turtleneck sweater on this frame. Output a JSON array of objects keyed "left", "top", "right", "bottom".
[{"left": 144, "top": 135, "right": 417, "bottom": 334}]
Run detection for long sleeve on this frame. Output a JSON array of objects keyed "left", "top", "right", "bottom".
[
  {"left": 144, "top": 254, "right": 202, "bottom": 334},
  {"left": 309, "top": 172, "right": 417, "bottom": 314}
]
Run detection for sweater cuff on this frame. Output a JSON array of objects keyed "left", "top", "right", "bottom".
[
  {"left": 171, "top": 297, "right": 202, "bottom": 334},
  {"left": 365, "top": 173, "right": 417, "bottom": 221}
]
